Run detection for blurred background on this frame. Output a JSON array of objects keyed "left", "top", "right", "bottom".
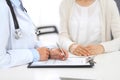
[
  {"left": 22, "top": 0, "right": 120, "bottom": 47},
  {"left": 22, "top": 0, "right": 120, "bottom": 27},
  {"left": 22, "top": 0, "right": 62, "bottom": 47},
  {"left": 22, "top": 0, "right": 62, "bottom": 29}
]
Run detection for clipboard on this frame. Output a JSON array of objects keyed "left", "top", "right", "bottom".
[{"left": 27, "top": 57, "right": 95, "bottom": 68}]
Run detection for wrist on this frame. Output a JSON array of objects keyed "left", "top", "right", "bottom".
[
  {"left": 69, "top": 43, "right": 78, "bottom": 53},
  {"left": 49, "top": 48, "right": 54, "bottom": 59},
  {"left": 31, "top": 49, "right": 40, "bottom": 62},
  {"left": 98, "top": 44, "right": 105, "bottom": 54}
]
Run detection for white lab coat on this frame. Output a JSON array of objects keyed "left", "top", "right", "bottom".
[{"left": 0, "top": 0, "right": 39, "bottom": 68}]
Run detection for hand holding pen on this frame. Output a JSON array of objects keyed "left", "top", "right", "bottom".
[{"left": 49, "top": 43, "right": 69, "bottom": 60}]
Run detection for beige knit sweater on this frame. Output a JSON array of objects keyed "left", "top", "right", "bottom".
[{"left": 59, "top": 0, "right": 120, "bottom": 53}]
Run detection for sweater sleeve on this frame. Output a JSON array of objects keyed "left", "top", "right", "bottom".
[
  {"left": 101, "top": 0, "right": 120, "bottom": 52},
  {"left": 59, "top": 0, "right": 74, "bottom": 51}
]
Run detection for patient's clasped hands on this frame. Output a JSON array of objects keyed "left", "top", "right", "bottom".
[
  {"left": 37, "top": 47, "right": 68, "bottom": 61},
  {"left": 70, "top": 44, "right": 104, "bottom": 56}
]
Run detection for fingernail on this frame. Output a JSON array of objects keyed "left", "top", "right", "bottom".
[{"left": 62, "top": 58, "right": 65, "bottom": 60}]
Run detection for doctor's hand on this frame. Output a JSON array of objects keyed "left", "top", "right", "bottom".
[
  {"left": 37, "top": 47, "right": 50, "bottom": 61},
  {"left": 49, "top": 48, "right": 68, "bottom": 60},
  {"left": 69, "top": 44, "right": 90, "bottom": 56},
  {"left": 85, "top": 44, "right": 104, "bottom": 55}
]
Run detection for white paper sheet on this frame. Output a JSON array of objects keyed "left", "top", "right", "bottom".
[{"left": 30, "top": 57, "right": 90, "bottom": 66}]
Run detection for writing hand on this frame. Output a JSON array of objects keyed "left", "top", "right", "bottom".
[{"left": 49, "top": 48, "right": 69, "bottom": 60}]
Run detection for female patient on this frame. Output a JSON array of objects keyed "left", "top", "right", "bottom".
[
  {"left": 59, "top": 0, "right": 120, "bottom": 56},
  {"left": 0, "top": 0, "right": 68, "bottom": 68}
]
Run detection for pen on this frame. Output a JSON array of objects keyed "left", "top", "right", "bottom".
[{"left": 56, "top": 43, "right": 66, "bottom": 57}]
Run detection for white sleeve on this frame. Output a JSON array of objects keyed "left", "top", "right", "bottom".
[
  {"left": 59, "top": 0, "right": 74, "bottom": 51},
  {"left": 101, "top": 1, "right": 120, "bottom": 52},
  {"left": 0, "top": 2, "right": 34, "bottom": 68}
]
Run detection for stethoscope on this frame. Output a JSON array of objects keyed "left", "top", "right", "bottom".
[{"left": 6, "top": 0, "right": 26, "bottom": 39}]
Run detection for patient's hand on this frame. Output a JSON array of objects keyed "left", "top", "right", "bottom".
[
  {"left": 49, "top": 48, "right": 68, "bottom": 60},
  {"left": 70, "top": 44, "right": 90, "bottom": 56},
  {"left": 85, "top": 44, "right": 104, "bottom": 55}
]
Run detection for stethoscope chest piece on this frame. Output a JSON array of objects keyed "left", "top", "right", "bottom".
[
  {"left": 14, "top": 29, "right": 22, "bottom": 39},
  {"left": 6, "top": 0, "right": 23, "bottom": 40}
]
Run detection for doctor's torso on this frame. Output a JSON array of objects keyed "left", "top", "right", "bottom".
[{"left": 1, "top": 0, "right": 37, "bottom": 50}]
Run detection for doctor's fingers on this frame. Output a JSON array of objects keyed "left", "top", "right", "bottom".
[
  {"left": 61, "top": 49, "right": 69, "bottom": 60},
  {"left": 52, "top": 48, "right": 68, "bottom": 60},
  {"left": 44, "top": 49, "right": 50, "bottom": 55},
  {"left": 54, "top": 50, "right": 67, "bottom": 60},
  {"left": 43, "top": 47, "right": 50, "bottom": 54},
  {"left": 40, "top": 53, "right": 49, "bottom": 61},
  {"left": 49, "top": 49, "right": 60, "bottom": 57}
]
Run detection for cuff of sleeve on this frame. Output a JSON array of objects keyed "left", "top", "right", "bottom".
[
  {"left": 100, "top": 43, "right": 108, "bottom": 53},
  {"left": 64, "top": 41, "right": 75, "bottom": 51},
  {"left": 30, "top": 49, "right": 40, "bottom": 62},
  {"left": 100, "top": 38, "right": 120, "bottom": 53}
]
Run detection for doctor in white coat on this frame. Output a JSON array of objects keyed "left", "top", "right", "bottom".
[{"left": 0, "top": 0, "right": 68, "bottom": 68}]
